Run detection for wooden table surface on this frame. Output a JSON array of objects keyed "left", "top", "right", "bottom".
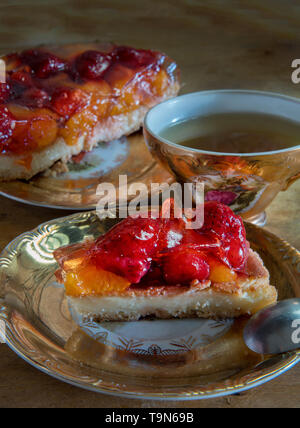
[{"left": 0, "top": 0, "right": 300, "bottom": 408}]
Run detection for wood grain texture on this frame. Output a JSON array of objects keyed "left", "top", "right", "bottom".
[{"left": 0, "top": 0, "right": 299, "bottom": 409}]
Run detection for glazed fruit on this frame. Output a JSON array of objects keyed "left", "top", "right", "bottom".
[
  {"left": 113, "top": 46, "right": 156, "bottom": 69},
  {"left": 71, "top": 50, "right": 112, "bottom": 81},
  {"left": 161, "top": 247, "right": 210, "bottom": 285},
  {"left": 0, "top": 43, "right": 179, "bottom": 174},
  {"left": 89, "top": 216, "right": 162, "bottom": 284},
  {"left": 20, "top": 88, "right": 50, "bottom": 108},
  {"left": 54, "top": 200, "right": 250, "bottom": 297},
  {"left": 9, "top": 70, "right": 33, "bottom": 87},
  {"left": 201, "top": 201, "right": 248, "bottom": 270},
  {"left": 0, "top": 83, "right": 10, "bottom": 103},
  {"left": 54, "top": 201, "right": 277, "bottom": 322},
  {"left": 19, "top": 49, "right": 66, "bottom": 78},
  {"left": 51, "top": 87, "right": 88, "bottom": 117},
  {"left": 0, "top": 106, "right": 58, "bottom": 155},
  {"left": 0, "top": 106, "right": 14, "bottom": 145}
]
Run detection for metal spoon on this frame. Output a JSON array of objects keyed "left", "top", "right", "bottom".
[{"left": 244, "top": 299, "right": 300, "bottom": 355}]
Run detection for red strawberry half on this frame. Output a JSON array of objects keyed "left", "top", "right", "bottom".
[
  {"left": 161, "top": 247, "right": 210, "bottom": 285},
  {"left": 200, "top": 201, "right": 248, "bottom": 270},
  {"left": 20, "top": 50, "right": 66, "bottom": 78},
  {"left": 89, "top": 216, "right": 162, "bottom": 284}
]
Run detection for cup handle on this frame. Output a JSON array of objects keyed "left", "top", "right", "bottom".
[{"left": 283, "top": 172, "right": 300, "bottom": 190}]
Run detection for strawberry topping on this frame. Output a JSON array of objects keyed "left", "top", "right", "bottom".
[
  {"left": 0, "top": 106, "right": 14, "bottom": 145},
  {"left": 112, "top": 46, "right": 156, "bottom": 69},
  {"left": 161, "top": 247, "right": 210, "bottom": 285},
  {"left": 51, "top": 87, "right": 88, "bottom": 117},
  {"left": 19, "top": 88, "right": 50, "bottom": 108},
  {"left": 0, "top": 44, "right": 177, "bottom": 158},
  {"left": 19, "top": 49, "right": 66, "bottom": 78},
  {"left": 0, "top": 83, "right": 10, "bottom": 103},
  {"left": 9, "top": 70, "right": 33, "bottom": 88},
  {"left": 81, "top": 201, "right": 249, "bottom": 288},
  {"left": 200, "top": 201, "right": 248, "bottom": 270},
  {"left": 71, "top": 50, "right": 111, "bottom": 81},
  {"left": 89, "top": 216, "right": 162, "bottom": 284}
]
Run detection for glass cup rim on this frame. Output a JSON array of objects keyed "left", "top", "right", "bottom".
[{"left": 144, "top": 89, "right": 300, "bottom": 157}]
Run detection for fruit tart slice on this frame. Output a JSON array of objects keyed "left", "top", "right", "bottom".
[
  {"left": 54, "top": 201, "right": 277, "bottom": 321},
  {"left": 0, "top": 43, "right": 180, "bottom": 180}
]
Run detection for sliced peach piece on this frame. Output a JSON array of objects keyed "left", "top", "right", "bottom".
[
  {"left": 82, "top": 79, "right": 112, "bottom": 96},
  {"left": 61, "top": 107, "right": 98, "bottom": 146},
  {"left": 104, "top": 63, "right": 135, "bottom": 91},
  {"left": 151, "top": 69, "right": 169, "bottom": 97},
  {"left": 8, "top": 105, "right": 59, "bottom": 120},
  {"left": 209, "top": 261, "right": 237, "bottom": 283},
  {"left": 64, "top": 264, "right": 131, "bottom": 297},
  {"left": 28, "top": 116, "right": 58, "bottom": 148}
]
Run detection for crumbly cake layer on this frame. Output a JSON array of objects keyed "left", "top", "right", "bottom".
[{"left": 69, "top": 281, "right": 277, "bottom": 322}]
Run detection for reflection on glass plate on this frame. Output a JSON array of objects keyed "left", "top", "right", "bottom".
[
  {"left": 0, "top": 133, "right": 173, "bottom": 210},
  {"left": 70, "top": 304, "right": 233, "bottom": 356},
  {"left": 0, "top": 211, "right": 299, "bottom": 400}
]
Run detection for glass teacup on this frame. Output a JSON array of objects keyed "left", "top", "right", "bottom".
[{"left": 144, "top": 90, "right": 300, "bottom": 225}]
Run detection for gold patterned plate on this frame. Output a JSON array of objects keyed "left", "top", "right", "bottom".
[
  {"left": 0, "top": 212, "right": 299, "bottom": 400},
  {"left": 0, "top": 133, "right": 172, "bottom": 210}
]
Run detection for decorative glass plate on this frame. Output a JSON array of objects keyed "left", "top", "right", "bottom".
[
  {"left": 0, "top": 211, "right": 299, "bottom": 400},
  {"left": 0, "top": 133, "right": 172, "bottom": 210}
]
